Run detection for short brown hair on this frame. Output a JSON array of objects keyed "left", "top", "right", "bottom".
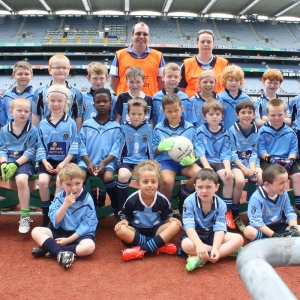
[
  {"left": 196, "top": 29, "right": 215, "bottom": 42},
  {"left": 222, "top": 65, "right": 245, "bottom": 87},
  {"left": 262, "top": 164, "right": 287, "bottom": 184},
  {"left": 262, "top": 69, "right": 283, "bottom": 83},
  {"left": 194, "top": 168, "right": 218, "bottom": 185},
  {"left": 198, "top": 70, "right": 216, "bottom": 85},
  {"left": 202, "top": 100, "right": 224, "bottom": 116},
  {"left": 126, "top": 67, "right": 144, "bottom": 80},
  {"left": 87, "top": 62, "right": 108, "bottom": 78},
  {"left": 236, "top": 100, "right": 255, "bottom": 114},
  {"left": 127, "top": 97, "right": 148, "bottom": 114},
  {"left": 13, "top": 61, "right": 33, "bottom": 75},
  {"left": 162, "top": 93, "right": 181, "bottom": 109},
  {"left": 266, "top": 98, "right": 286, "bottom": 114},
  {"left": 58, "top": 163, "right": 86, "bottom": 183},
  {"left": 163, "top": 62, "right": 181, "bottom": 76},
  {"left": 131, "top": 22, "right": 149, "bottom": 34}
]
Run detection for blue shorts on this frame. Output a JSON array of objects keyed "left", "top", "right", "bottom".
[
  {"left": 118, "top": 163, "right": 136, "bottom": 173},
  {"left": 259, "top": 223, "right": 289, "bottom": 239},
  {"left": 50, "top": 226, "right": 95, "bottom": 243},
  {"left": 15, "top": 162, "right": 35, "bottom": 177},
  {"left": 38, "top": 159, "right": 62, "bottom": 175},
  {"left": 177, "top": 230, "right": 215, "bottom": 258},
  {"left": 160, "top": 159, "right": 186, "bottom": 174}
]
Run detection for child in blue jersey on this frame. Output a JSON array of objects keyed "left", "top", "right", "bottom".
[
  {"left": 152, "top": 62, "right": 196, "bottom": 127},
  {"left": 0, "top": 98, "right": 37, "bottom": 234},
  {"left": 114, "top": 67, "right": 153, "bottom": 125},
  {"left": 117, "top": 98, "right": 154, "bottom": 211},
  {"left": 78, "top": 88, "right": 122, "bottom": 215},
  {"left": 244, "top": 164, "right": 300, "bottom": 241},
  {"left": 258, "top": 98, "right": 300, "bottom": 217},
  {"left": 82, "top": 62, "right": 116, "bottom": 121},
  {"left": 178, "top": 169, "right": 243, "bottom": 271},
  {"left": 152, "top": 93, "right": 201, "bottom": 212},
  {"left": 115, "top": 160, "right": 182, "bottom": 261},
  {"left": 190, "top": 70, "right": 218, "bottom": 129},
  {"left": 218, "top": 65, "right": 251, "bottom": 130},
  {"left": 0, "top": 61, "right": 34, "bottom": 126},
  {"left": 229, "top": 100, "right": 263, "bottom": 233},
  {"left": 36, "top": 85, "right": 78, "bottom": 227},
  {"left": 255, "top": 69, "right": 291, "bottom": 128},
  {"left": 194, "top": 100, "right": 235, "bottom": 230},
  {"left": 32, "top": 54, "right": 83, "bottom": 132},
  {"left": 31, "top": 163, "right": 98, "bottom": 269}
]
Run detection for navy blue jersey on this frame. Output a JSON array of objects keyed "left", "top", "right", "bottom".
[
  {"left": 119, "top": 190, "right": 173, "bottom": 229},
  {"left": 190, "top": 91, "right": 219, "bottom": 129},
  {"left": 248, "top": 186, "right": 296, "bottom": 227},
  {"left": 36, "top": 113, "right": 78, "bottom": 161},
  {"left": 118, "top": 121, "right": 154, "bottom": 165},
  {"left": 114, "top": 91, "right": 153, "bottom": 124},
  {"left": 49, "top": 187, "right": 98, "bottom": 237},
  {"left": 229, "top": 121, "right": 259, "bottom": 167},
  {"left": 182, "top": 192, "right": 227, "bottom": 232},
  {"left": 32, "top": 81, "right": 83, "bottom": 119},
  {"left": 82, "top": 88, "right": 116, "bottom": 121},
  {"left": 152, "top": 88, "right": 197, "bottom": 126},
  {"left": 1, "top": 86, "right": 34, "bottom": 125},
  {"left": 152, "top": 118, "right": 196, "bottom": 162},
  {"left": 218, "top": 89, "right": 251, "bottom": 130},
  {"left": 194, "top": 123, "right": 231, "bottom": 163},
  {"left": 78, "top": 116, "right": 121, "bottom": 170},
  {"left": 258, "top": 122, "right": 298, "bottom": 159},
  {"left": 0, "top": 120, "right": 37, "bottom": 164}
]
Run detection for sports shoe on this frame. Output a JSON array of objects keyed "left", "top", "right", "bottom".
[
  {"left": 156, "top": 243, "right": 177, "bottom": 255},
  {"left": 186, "top": 255, "right": 206, "bottom": 272},
  {"left": 226, "top": 210, "right": 236, "bottom": 230},
  {"left": 32, "top": 246, "right": 51, "bottom": 258},
  {"left": 18, "top": 216, "right": 33, "bottom": 234},
  {"left": 294, "top": 206, "right": 300, "bottom": 217},
  {"left": 57, "top": 251, "right": 76, "bottom": 268},
  {"left": 234, "top": 216, "right": 246, "bottom": 233},
  {"left": 122, "top": 246, "right": 146, "bottom": 261},
  {"left": 229, "top": 246, "right": 243, "bottom": 258}
]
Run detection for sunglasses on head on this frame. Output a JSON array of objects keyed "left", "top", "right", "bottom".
[
  {"left": 198, "top": 29, "right": 214, "bottom": 36},
  {"left": 133, "top": 31, "right": 150, "bottom": 36}
]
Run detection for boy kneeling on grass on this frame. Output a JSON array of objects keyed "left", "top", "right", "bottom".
[{"left": 31, "top": 163, "right": 98, "bottom": 269}]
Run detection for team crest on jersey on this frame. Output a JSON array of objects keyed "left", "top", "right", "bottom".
[
  {"left": 202, "top": 138, "right": 207, "bottom": 144},
  {"left": 63, "top": 132, "right": 69, "bottom": 140},
  {"left": 183, "top": 204, "right": 187, "bottom": 212},
  {"left": 264, "top": 209, "right": 270, "bottom": 216},
  {"left": 126, "top": 136, "right": 132, "bottom": 142},
  {"left": 87, "top": 131, "right": 93, "bottom": 137},
  {"left": 14, "top": 151, "right": 19, "bottom": 156},
  {"left": 196, "top": 109, "right": 201, "bottom": 115},
  {"left": 142, "top": 135, "right": 148, "bottom": 143},
  {"left": 53, "top": 142, "right": 57, "bottom": 147},
  {"left": 251, "top": 206, "right": 256, "bottom": 214},
  {"left": 84, "top": 103, "right": 89, "bottom": 109}
]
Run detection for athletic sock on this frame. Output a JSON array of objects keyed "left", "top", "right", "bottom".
[
  {"left": 294, "top": 195, "right": 300, "bottom": 209},
  {"left": 61, "top": 244, "right": 77, "bottom": 254},
  {"left": 223, "top": 198, "right": 233, "bottom": 211},
  {"left": 140, "top": 235, "right": 165, "bottom": 253},
  {"left": 246, "top": 179, "right": 256, "bottom": 202},
  {"left": 20, "top": 207, "right": 30, "bottom": 218},
  {"left": 232, "top": 203, "right": 240, "bottom": 218},
  {"left": 178, "top": 184, "right": 194, "bottom": 200},
  {"left": 105, "top": 180, "right": 119, "bottom": 215},
  {"left": 98, "top": 189, "right": 106, "bottom": 206},
  {"left": 117, "top": 180, "right": 129, "bottom": 211},
  {"left": 127, "top": 232, "right": 148, "bottom": 247},
  {"left": 42, "top": 238, "right": 62, "bottom": 256}
]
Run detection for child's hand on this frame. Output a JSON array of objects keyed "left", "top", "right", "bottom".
[
  {"left": 223, "top": 168, "right": 233, "bottom": 180},
  {"left": 43, "top": 161, "right": 55, "bottom": 173},
  {"left": 55, "top": 237, "right": 69, "bottom": 247},
  {"left": 195, "top": 243, "right": 210, "bottom": 262},
  {"left": 241, "top": 167, "right": 253, "bottom": 177},
  {"left": 55, "top": 161, "right": 67, "bottom": 173},
  {"left": 168, "top": 217, "right": 182, "bottom": 228},
  {"left": 209, "top": 248, "right": 220, "bottom": 263},
  {"left": 64, "top": 192, "right": 76, "bottom": 208},
  {"left": 96, "top": 162, "right": 106, "bottom": 176},
  {"left": 180, "top": 154, "right": 196, "bottom": 166},
  {"left": 86, "top": 162, "right": 97, "bottom": 176},
  {"left": 158, "top": 137, "right": 174, "bottom": 152},
  {"left": 114, "top": 219, "right": 128, "bottom": 231}
]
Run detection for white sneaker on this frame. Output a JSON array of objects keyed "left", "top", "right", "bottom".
[{"left": 18, "top": 216, "right": 33, "bottom": 233}]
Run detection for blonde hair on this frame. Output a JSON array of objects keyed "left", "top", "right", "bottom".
[
  {"left": 13, "top": 61, "right": 33, "bottom": 75},
  {"left": 266, "top": 98, "right": 286, "bottom": 113},
  {"left": 87, "top": 62, "right": 108, "bottom": 78},
  {"left": 163, "top": 62, "right": 181, "bottom": 75},
  {"left": 49, "top": 54, "right": 70, "bottom": 67},
  {"left": 58, "top": 163, "right": 86, "bottom": 183},
  {"left": 127, "top": 97, "right": 148, "bottom": 114},
  {"left": 222, "top": 65, "right": 245, "bottom": 87},
  {"left": 198, "top": 70, "right": 217, "bottom": 85},
  {"left": 132, "top": 160, "right": 163, "bottom": 190},
  {"left": 202, "top": 100, "right": 224, "bottom": 115},
  {"left": 47, "top": 85, "right": 71, "bottom": 114},
  {"left": 11, "top": 97, "right": 31, "bottom": 110}
]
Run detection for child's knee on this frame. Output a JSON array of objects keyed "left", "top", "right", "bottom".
[
  {"left": 243, "top": 226, "right": 256, "bottom": 241},
  {"left": 234, "top": 178, "right": 245, "bottom": 189},
  {"left": 103, "top": 171, "right": 114, "bottom": 183}
]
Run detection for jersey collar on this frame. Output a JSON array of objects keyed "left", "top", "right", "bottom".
[
  {"left": 161, "top": 87, "right": 180, "bottom": 95},
  {"left": 195, "top": 55, "right": 217, "bottom": 68},
  {"left": 258, "top": 185, "right": 280, "bottom": 205},
  {"left": 163, "top": 116, "right": 185, "bottom": 128},
  {"left": 12, "top": 86, "right": 33, "bottom": 95},
  {"left": 127, "top": 45, "right": 151, "bottom": 58},
  {"left": 225, "top": 88, "right": 243, "bottom": 100},
  {"left": 8, "top": 120, "right": 31, "bottom": 138}
]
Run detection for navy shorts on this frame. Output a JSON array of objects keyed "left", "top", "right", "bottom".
[
  {"left": 15, "top": 162, "right": 35, "bottom": 177},
  {"left": 259, "top": 223, "right": 289, "bottom": 239},
  {"left": 177, "top": 230, "right": 215, "bottom": 258},
  {"left": 50, "top": 226, "right": 95, "bottom": 243},
  {"left": 160, "top": 159, "right": 186, "bottom": 174},
  {"left": 199, "top": 162, "right": 225, "bottom": 172},
  {"left": 260, "top": 159, "right": 300, "bottom": 176},
  {"left": 38, "top": 159, "right": 62, "bottom": 175},
  {"left": 80, "top": 166, "right": 114, "bottom": 174},
  {"left": 118, "top": 163, "right": 136, "bottom": 173}
]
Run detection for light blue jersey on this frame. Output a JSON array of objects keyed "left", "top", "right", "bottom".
[
  {"left": 218, "top": 89, "right": 251, "bottom": 130},
  {"left": 0, "top": 120, "right": 37, "bottom": 164},
  {"left": 194, "top": 123, "right": 231, "bottom": 163},
  {"left": 182, "top": 192, "right": 227, "bottom": 232},
  {"left": 248, "top": 186, "right": 296, "bottom": 227},
  {"left": 152, "top": 88, "right": 197, "bottom": 126},
  {"left": 229, "top": 121, "right": 259, "bottom": 167},
  {"left": 258, "top": 122, "right": 298, "bottom": 160},
  {"left": 289, "top": 95, "right": 300, "bottom": 131},
  {"left": 36, "top": 113, "right": 78, "bottom": 161},
  {"left": 78, "top": 116, "right": 122, "bottom": 170},
  {"left": 118, "top": 121, "right": 154, "bottom": 165}
]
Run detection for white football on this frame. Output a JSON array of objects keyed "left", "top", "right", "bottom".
[{"left": 167, "top": 136, "right": 194, "bottom": 162}]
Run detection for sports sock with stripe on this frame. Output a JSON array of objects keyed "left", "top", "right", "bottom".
[{"left": 140, "top": 235, "right": 165, "bottom": 253}]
